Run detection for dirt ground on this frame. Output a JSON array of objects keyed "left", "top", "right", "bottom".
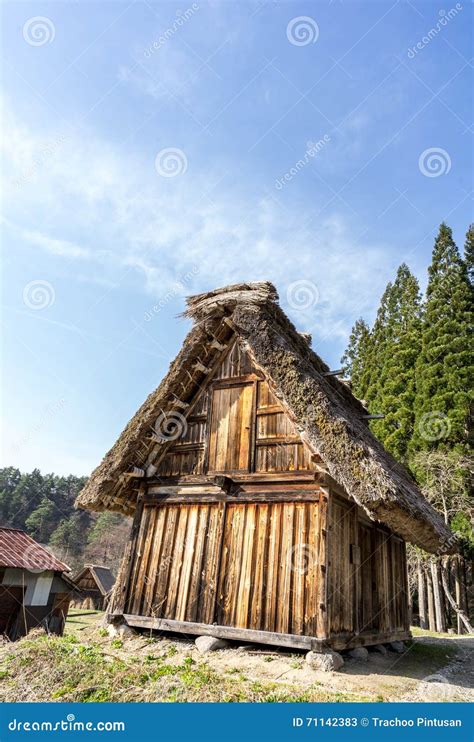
[{"left": 1, "top": 611, "right": 472, "bottom": 703}]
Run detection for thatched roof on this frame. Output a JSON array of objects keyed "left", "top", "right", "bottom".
[{"left": 76, "top": 281, "right": 455, "bottom": 554}]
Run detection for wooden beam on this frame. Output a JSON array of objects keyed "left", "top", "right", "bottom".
[
  {"left": 331, "top": 630, "right": 412, "bottom": 651},
  {"left": 255, "top": 436, "right": 301, "bottom": 446},
  {"left": 119, "top": 614, "right": 328, "bottom": 651},
  {"left": 322, "top": 369, "right": 344, "bottom": 377},
  {"left": 147, "top": 471, "right": 320, "bottom": 487},
  {"left": 144, "top": 489, "right": 321, "bottom": 505},
  {"left": 111, "top": 492, "right": 144, "bottom": 613},
  {"left": 122, "top": 467, "right": 145, "bottom": 479}
]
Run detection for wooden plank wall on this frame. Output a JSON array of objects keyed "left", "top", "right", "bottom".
[
  {"left": 216, "top": 502, "right": 324, "bottom": 636},
  {"left": 155, "top": 340, "right": 313, "bottom": 478},
  {"left": 125, "top": 503, "right": 225, "bottom": 623},
  {"left": 328, "top": 496, "right": 409, "bottom": 638},
  {"left": 124, "top": 500, "right": 326, "bottom": 638}
]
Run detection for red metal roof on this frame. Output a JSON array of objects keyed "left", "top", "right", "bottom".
[{"left": 0, "top": 528, "right": 69, "bottom": 572}]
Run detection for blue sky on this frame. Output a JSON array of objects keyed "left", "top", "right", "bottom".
[{"left": 1, "top": 0, "right": 472, "bottom": 476}]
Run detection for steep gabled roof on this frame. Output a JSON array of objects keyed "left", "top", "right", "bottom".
[
  {"left": 76, "top": 282, "right": 455, "bottom": 554},
  {"left": 73, "top": 564, "right": 115, "bottom": 595},
  {"left": 0, "top": 527, "right": 69, "bottom": 572}
]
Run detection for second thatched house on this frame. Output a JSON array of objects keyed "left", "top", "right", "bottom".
[
  {"left": 71, "top": 564, "right": 115, "bottom": 610},
  {"left": 76, "top": 282, "right": 454, "bottom": 655}
]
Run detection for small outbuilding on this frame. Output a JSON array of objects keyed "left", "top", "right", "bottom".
[
  {"left": 76, "top": 282, "right": 455, "bottom": 654},
  {"left": 0, "top": 527, "right": 75, "bottom": 639},
  {"left": 71, "top": 564, "right": 115, "bottom": 610}
]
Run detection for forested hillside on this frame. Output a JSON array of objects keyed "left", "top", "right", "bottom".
[
  {"left": 0, "top": 467, "right": 130, "bottom": 574},
  {"left": 341, "top": 222, "right": 473, "bottom": 633}
]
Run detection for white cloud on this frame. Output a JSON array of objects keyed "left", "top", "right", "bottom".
[
  {"left": 1, "top": 98, "right": 395, "bottom": 346},
  {"left": 5, "top": 220, "right": 90, "bottom": 259}
]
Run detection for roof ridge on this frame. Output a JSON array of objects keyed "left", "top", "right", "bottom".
[{"left": 183, "top": 281, "right": 278, "bottom": 321}]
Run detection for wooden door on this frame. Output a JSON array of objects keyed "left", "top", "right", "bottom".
[{"left": 207, "top": 383, "right": 254, "bottom": 472}]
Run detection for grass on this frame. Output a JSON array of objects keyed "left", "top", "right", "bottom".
[
  {"left": 0, "top": 630, "right": 374, "bottom": 704},
  {"left": 0, "top": 613, "right": 466, "bottom": 704},
  {"left": 411, "top": 627, "right": 461, "bottom": 639}
]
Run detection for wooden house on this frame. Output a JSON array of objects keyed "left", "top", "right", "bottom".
[
  {"left": 76, "top": 282, "right": 454, "bottom": 654},
  {"left": 0, "top": 527, "right": 76, "bottom": 639},
  {"left": 72, "top": 564, "right": 115, "bottom": 610}
]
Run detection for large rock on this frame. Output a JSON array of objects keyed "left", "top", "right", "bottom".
[
  {"left": 371, "top": 644, "right": 388, "bottom": 656},
  {"left": 348, "top": 647, "right": 369, "bottom": 661},
  {"left": 195, "top": 635, "right": 230, "bottom": 653},
  {"left": 389, "top": 641, "right": 406, "bottom": 654},
  {"left": 305, "top": 650, "right": 344, "bottom": 672},
  {"left": 107, "top": 622, "right": 136, "bottom": 639}
]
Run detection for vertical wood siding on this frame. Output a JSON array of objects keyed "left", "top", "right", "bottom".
[
  {"left": 156, "top": 341, "right": 314, "bottom": 478},
  {"left": 125, "top": 500, "right": 325, "bottom": 637},
  {"left": 328, "top": 498, "right": 409, "bottom": 638}
]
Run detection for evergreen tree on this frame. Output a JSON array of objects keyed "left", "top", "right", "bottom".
[
  {"left": 340, "top": 318, "right": 371, "bottom": 396},
  {"left": 369, "top": 265, "right": 422, "bottom": 462},
  {"left": 50, "top": 511, "right": 91, "bottom": 564},
  {"left": 464, "top": 223, "right": 474, "bottom": 285},
  {"left": 411, "top": 223, "right": 473, "bottom": 456},
  {"left": 359, "top": 281, "right": 396, "bottom": 416},
  {"left": 25, "top": 497, "right": 59, "bottom": 543}
]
